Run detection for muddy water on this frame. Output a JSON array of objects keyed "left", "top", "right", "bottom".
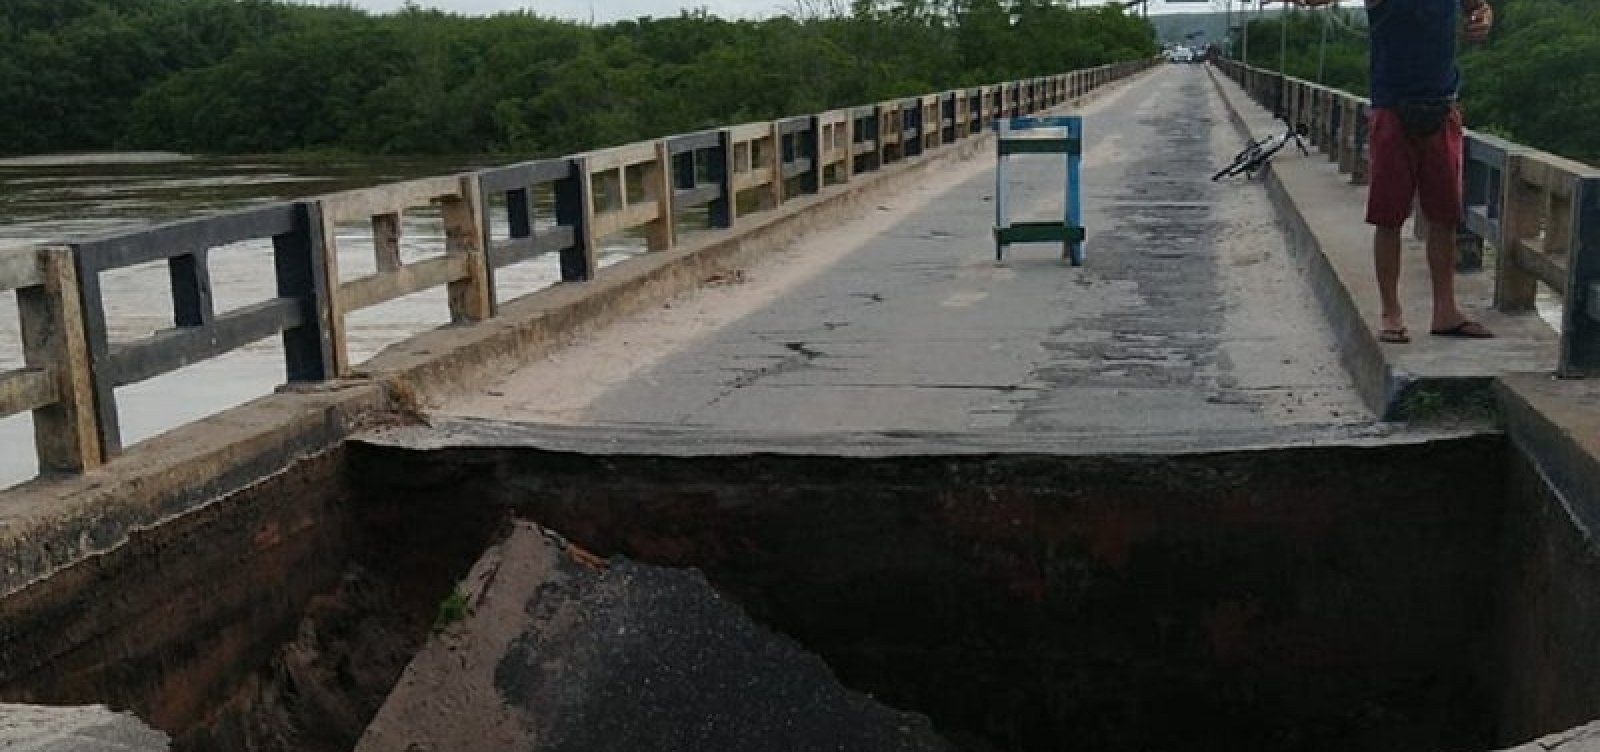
[{"left": 0, "top": 152, "right": 655, "bottom": 489}]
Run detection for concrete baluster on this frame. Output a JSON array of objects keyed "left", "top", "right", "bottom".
[
  {"left": 1561, "top": 178, "right": 1600, "bottom": 375},
  {"left": 646, "top": 141, "right": 676, "bottom": 250},
  {"left": 18, "top": 247, "right": 102, "bottom": 473},
  {"left": 1495, "top": 154, "right": 1542, "bottom": 312},
  {"left": 444, "top": 176, "right": 493, "bottom": 323}
]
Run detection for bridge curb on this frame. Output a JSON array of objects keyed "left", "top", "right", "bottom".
[{"left": 1495, "top": 372, "right": 1600, "bottom": 541}]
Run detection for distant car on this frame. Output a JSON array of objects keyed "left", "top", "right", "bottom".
[{"left": 1167, "top": 46, "right": 1194, "bottom": 64}]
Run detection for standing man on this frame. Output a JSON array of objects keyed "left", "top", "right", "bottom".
[{"left": 1295, "top": 0, "right": 1495, "bottom": 342}]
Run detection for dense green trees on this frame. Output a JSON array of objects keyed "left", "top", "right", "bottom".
[
  {"left": 0, "top": 0, "right": 1156, "bottom": 158},
  {"left": 1, "top": 0, "right": 1588, "bottom": 161},
  {"left": 1459, "top": 0, "right": 1600, "bottom": 162},
  {"left": 1235, "top": 0, "right": 1598, "bottom": 163}
]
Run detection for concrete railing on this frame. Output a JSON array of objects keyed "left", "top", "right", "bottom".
[
  {"left": 4, "top": 58, "right": 1158, "bottom": 481},
  {"left": 1214, "top": 58, "right": 1600, "bottom": 377}
]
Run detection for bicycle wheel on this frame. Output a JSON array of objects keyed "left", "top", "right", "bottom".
[
  {"left": 1213, "top": 163, "right": 1248, "bottom": 180},
  {"left": 1212, "top": 143, "right": 1260, "bottom": 180}
]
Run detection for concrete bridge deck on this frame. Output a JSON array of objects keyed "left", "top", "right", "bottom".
[{"left": 441, "top": 65, "right": 1370, "bottom": 443}]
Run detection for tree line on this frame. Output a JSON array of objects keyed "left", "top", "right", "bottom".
[
  {"left": 0, "top": 0, "right": 1156, "bottom": 158},
  {"left": 1234, "top": 0, "right": 1598, "bottom": 163}
]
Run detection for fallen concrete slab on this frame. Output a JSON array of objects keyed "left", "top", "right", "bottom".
[
  {"left": 0, "top": 704, "right": 169, "bottom": 752},
  {"left": 355, "top": 521, "right": 955, "bottom": 752},
  {"left": 1498, "top": 720, "right": 1600, "bottom": 752}
]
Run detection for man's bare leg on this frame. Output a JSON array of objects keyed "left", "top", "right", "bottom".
[
  {"left": 1426, "top": 219, "right": 1487, "bottom": 334},
  {"left": 1375, "top": 224, "right": 1405, "bottom": 336},
  {"left": 1426, "top": 220, "right": 1462, "bottom": 327}
]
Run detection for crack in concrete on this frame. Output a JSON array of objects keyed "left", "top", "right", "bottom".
[{"left": 698, "top": 342, "right": 829, "bottom": 411}]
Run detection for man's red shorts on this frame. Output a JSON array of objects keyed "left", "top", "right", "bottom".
[{"left": 1366, "top": 105, "right": 1464, "bottom": 228}]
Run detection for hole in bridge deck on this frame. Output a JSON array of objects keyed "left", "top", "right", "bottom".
[{"left": 328, "top": 437, "right": 1513, "bottom": 752}]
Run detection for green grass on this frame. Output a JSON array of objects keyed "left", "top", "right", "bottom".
[{"left": 432, "top": 585, "right": 471, "bottom": 632}]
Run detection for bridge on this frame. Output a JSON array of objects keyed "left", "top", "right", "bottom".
[{"left": 3, "top": 58, "right": 1600, "bottom": 752}]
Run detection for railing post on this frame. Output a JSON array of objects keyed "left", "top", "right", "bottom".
[
  {"left": 1496, "top": 153, "right": 1542, "bottom": 312},
  {"left": 1324, "top": 90, "right": 1337, "bottom": 152},
  {"left": 1463, "top": 136, "right": 1505, "bottom": 244},
  {"left": 1561, "top": 177, "right": 1600, "bottom": 376},
  {"left": 169, "top": 250, "right": 214, "bottom": 329},
  {"left": 275, "top": 202, "right": 336, "bottom": 381},
  {"left": 671, "top": 146, "right": 695, "bottom": 204},
  {"left": 1305, "top": 88, "right": 1318, "bottom": 147},
  {"left": 806, "top": 115, "right": 824, "bottom": 194},
  {"left": 1307, "top": 89, "right": 1321, "bottom": 147},
  {"left": 1338, "top": 99, "right": 1357, "bottom": 175},
  {"left": 842, "top": 115, "right": 856, "bottom": 183},
  {"left": 954, "top": 93, "right": 968, "bottom": 141},
  {"left": 708, "top": 129, "right": 735, "bottom": 229},
  {"left": 765, "top": 122, "right": 785, "bottom": 209},
  {"left": 1455, "top": 212, "right": 1485, "bottom": 274},
  {"left": 311, "top": 205, "right": 352, "bottom": 376},
  {"left": 1326, "top": 92, "right": 1341, "bottom": 163},
  {"left": 901, "top": 100, "right": 921, "bottom": 159},
  {"left": 444, "top": 176, "right": 493, "bottom": 322},
  {"left": 505, "top": 185, "right": 534, "bottom": 242},
  {"left": 556, "top": 157, "right": 598, "bottom": 280},
  {"left": 646, "top": 141, "right": 676, "bottom": 250},
  {"left": 1352, "top": 103, "right": 1371, "bottom": 186},
  {"left": 878, "top": 104, "right": 893, "bottom": 165},
  {"left": 71, "top": 249, "right": 121, "bottom": 455},
  {"left": 20, "top": 246, "right": 102, "bottom": 473}
]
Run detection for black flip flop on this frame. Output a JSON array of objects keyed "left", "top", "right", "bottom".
[
  {"left": 1378, "top": 327, "right": 1410, "bottom": 343},
  {"left": 1430, "top": 320, "right": 1494, "bottom": 339}
]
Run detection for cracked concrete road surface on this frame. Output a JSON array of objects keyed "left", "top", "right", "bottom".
[{"left": 445, "top": 65, "right": 1373, "bottom": 440}]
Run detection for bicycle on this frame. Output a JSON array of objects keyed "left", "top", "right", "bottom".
[{"left": 1211, "top": 117, "right": 1311, "bottom": 181}]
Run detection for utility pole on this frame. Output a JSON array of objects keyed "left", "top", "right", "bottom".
[
  {"left": 1279, "top": 0, "right": 1289, "bottom": 74},
  {"left": 1317, "top": 8, "right": 1329, "bottom": 81},
  {"left": 1242, "top": 0, "right": 1250, "bottom": 63},
  {"left": 1225, "top": 0, "right": 1233, "bottom": 55}
]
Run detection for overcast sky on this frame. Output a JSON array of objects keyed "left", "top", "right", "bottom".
[{"left": 315, "top": 0, "right": 1260, "bottom": 24}]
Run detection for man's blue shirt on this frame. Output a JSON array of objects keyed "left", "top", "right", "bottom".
[{"left": 1368, "top": 0, "right": 1462, "bottom": 107}]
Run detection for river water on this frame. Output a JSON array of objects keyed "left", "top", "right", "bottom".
[{"left": 0, "top": 152, "right": 652, "bottom": 489}]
